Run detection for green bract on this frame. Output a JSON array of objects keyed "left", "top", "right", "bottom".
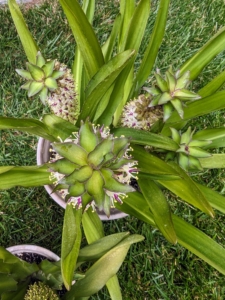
[
  {"left": 16, "top": 51, "right": 65, "bottom": 103},
  {"left": 167, "top": 127, "right": 212, "bottom": 171},
  {"left": 49, "top": 119, "right": 137, "bottom": 217},
  {"left": 146, "top": 67, "right": 201, "bottom": 121}
]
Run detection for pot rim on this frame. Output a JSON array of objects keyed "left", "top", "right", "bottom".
[{"left": 7, "top": 244, "right": 60, "bottom": 261}]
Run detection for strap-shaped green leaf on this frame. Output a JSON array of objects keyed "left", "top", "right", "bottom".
[
  {"left": 121, "top": 0, "right": 150, "bottom": 52},
  {"left": 77, "top": 49, "right": 135, "bottom": 123},
  {"left": 134, "top": 0, "right": 170, "bottom": 95},
  {"left": 196, "top": 183, "right": 225, "bottom": 214},
  {"left": 42, "top": 114, "right": 78, "bottom": 141},
  {"left": 59, "top": 0, "right": 104, "bottom": 80},
  {"left": 8, "top": 0, "right": 38, "bottom": 63},
  {"left": 73, "top": 0, "right": 96, "bottom": 107},
  {"left": 78, "top": 232, "right": 130, "bottom": 262},
  {"left": 158, "top": 162, "right": 214, "bottom": 217},
  {"left": 102, "top": 14, "right": 122, "bottom": 62},
  {"left": 198, "top": 69, "right": 225, "bottom": 98},
  {"left": 112, "top": 127, "right": 178, "bottom": 151},
  {"left": 0, "top": 117, "right": 56, "bottom": 141},
  {"left": 118, "top": 0, "right": 135, "bottom": 49},
  {"left": 116, "top": 193, "right": 225, "bottom": 275},
  {"left": 132, "top": 145, "right": 180, "bottom": 178},
  {"left": 180, "top": 26, "right": 225, "bottom": 80},
  {"left": 81, "top": 209, "right": 122, "bottom": 300},
  {"left": 199, "top": 154, "right": 225, "bottom": 168},
  {"left": 172, "top": 214, "right": 225, "bottom": 275},
  {"left": 138, "top": 176, "right": 177, "bottom": 244},
  {"left": 82, "top": 208, "right": 105, "bottom": 242},
  {"left": 61, "top": 205, "right": 82, "bottom": 291},
  {"left": 67, "top": 234, "right": 144, "bottom": 298},
  {"left": 0, "top": 165, "right": 51, "bottom": 189},
  {"left": 98, "top": 60, "right": 134, "bottom": 126},
  {"left": 114, "top": 1, "right": 151, "bottom": 127}
]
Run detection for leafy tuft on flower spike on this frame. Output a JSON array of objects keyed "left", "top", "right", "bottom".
[
  {"left": 16, "top": 51, "right": 65, "bottom": 103},
  {"left": 145, "top": 66, "right": 201, "bottom": 122},
  {"left": 48, "top": 119, "right": 138, "bottom": 217},
  {"left": 121, "top": 94, "right": 163, "bottom": 130},
  {"left": 16, "top": 52, "right": 78, "bottom": 124},
  {"left": 166, "top": 127, "right": 212, "bottom": 171}
]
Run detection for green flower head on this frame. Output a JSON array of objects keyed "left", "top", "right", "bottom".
[{"left": 48, "top": 119, "right": 138, "bottom": 217}]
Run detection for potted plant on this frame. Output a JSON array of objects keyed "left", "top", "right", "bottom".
[
  {"left": 1, "top": 231, "right": 143, "bottom": 299},
  {"left": 2, "top": 0, "right": 225, "bottom": 288}
]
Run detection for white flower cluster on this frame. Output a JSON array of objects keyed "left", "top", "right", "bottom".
[
  {"left": 47, "top": 62, "right": 78, "bottom": 124},
  {"left": 121, "top": 94, "right": 163, "bottom": 130}
]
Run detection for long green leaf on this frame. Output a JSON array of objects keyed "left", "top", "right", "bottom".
[
  {"left": 67, "top": 234, "right": 144, "bottom": 298},
  {"left": 61, "top": 205, "right": 82, "bottom": 291},
  {"left": 118, "top": 0, "right": 135, "bottom": 49},
  {"left": 0, "top": 117, "right": 56, "bottom": 141},
  {"left": 42, "top": 114, "right": 78, "bottom": 141},
  {"left": 82, "top": 209, "right": 122, "bottom": 300},
  {"left": 73, "top": 0, "right": 96, "bottom": 106},
  {"left": 121, "top": 0, "right": 150, "bottom": 52},
  {"left": 132, "top": 145, "right": 180, "bottom": 178},
  {"left": 59, "top": 0, "right": 104, "bottom": 80},
  {"left": 196, "top": 183, "right": 225, "bottom": 214},
  {"left": 77, "top": 49, "right": 135, "bottom": 123},
  {"left": 0, "top": 165, "right": 51, "bottom": 189},
  {"left": 8, "top": 0, "right": 38, "bottom": 63},
  {"left": 98, "top": 60, "right": 135, "bottom": 126},
  {"left": 115, "top": 191, "right": 156, "bottom": 225},
  {"left": 113, "top": 0, "right": 150, "bottom": 124},
  {"left": 116, "top": 194, "right": 225, "bottom": 275},
  {"left": 134, "top": 0, "right": 170, "bottom": 95},
  {"left": 198, "top": 69, "right": 225, "bottom": 98},
  {"left": 78, "top": 232, "right": 130, "bottom": 262},
  {"left": 172, "top": 214, "right": 225, "bottom": 275},
  {"left": 199, "top": 154, "right": 225, "bottom": 168},
  {"left": 113, "top": 65, "right": 134, "bottom": 126},
  {"left": 158, "top": 162, "right": 214, "bottom": 217},
  {"left": 102, "top": 14, "right": 122, "bottom": 62},
  {"left": 112, "top": 127, "right": 178, "bottom": 151},
  {"left": 82, "top": 209, "right": 104, "bottom": 242},
  {"left": 138, "top": 176, "right": 177, "bottom": 244},
  {"left": 180, "top": 26, "right": 225, "bottom": 80}
]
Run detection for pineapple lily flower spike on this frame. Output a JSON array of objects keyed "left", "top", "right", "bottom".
[
  {"left": 16, "top": 52, "right": 78, "bottom": 124},
  {"left": 145, "top": 66, "right": 201, "bottom": 121},
  {"left": 48, "top": 119, "right": 138, "bottom": 217}
]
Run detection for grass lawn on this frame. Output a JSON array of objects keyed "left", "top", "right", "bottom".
[{"left": 1, "top": 0, "right": 225, "bottom": 299}]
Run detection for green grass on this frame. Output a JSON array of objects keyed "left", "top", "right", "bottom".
[{"left": 1, "top": 0, "right": 225, "bottom": 299}]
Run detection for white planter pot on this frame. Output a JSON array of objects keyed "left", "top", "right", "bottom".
[
  {"left": 37, "top": 138, "right": 128, "bottom": 221},
  {"left": 7, "top": 244, "right": 60, "bottom": 261}
]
